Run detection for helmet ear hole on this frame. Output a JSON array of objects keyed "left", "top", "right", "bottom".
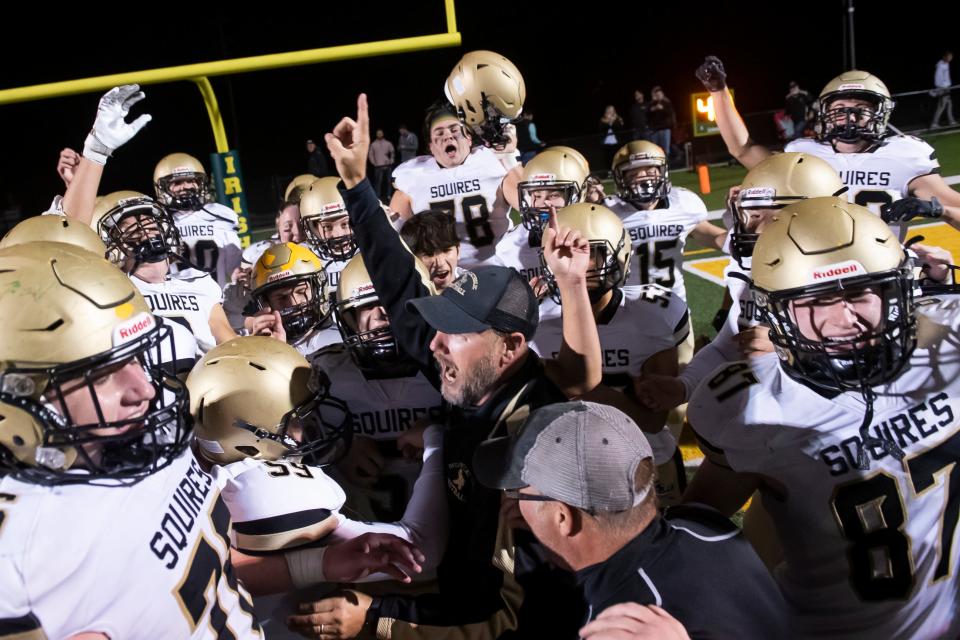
[{"left": 236, "top": 445, "right": 260, "bottom": 457}]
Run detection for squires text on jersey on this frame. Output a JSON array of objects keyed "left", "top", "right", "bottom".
[
  {"left": 629, "top": 224, "right": 685, "bottom": 242},
  {"left": 837, "top": 170, "right": 892, "bottom": 187},
  {"left": 819, "top": 392, "right": 955, "bottom": 475},
  {"left": 176, "top": 224, "right": 216, "bottom": 238},
  {"left": 429, "top": 179, "right": 482, "bottom": 199},
  {"left": 149, "top": 457, "right": 215, "bottom": 569},
  {"left": 144, "top": 292, "right": 201, "bottom": 313},
  {"left": 352, "top": 406, "right": 445, "bottom": 437}
]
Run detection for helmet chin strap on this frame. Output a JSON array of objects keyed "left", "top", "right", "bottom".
[{"left": 855, "top": 385, "right": 904, "bottom": 471}]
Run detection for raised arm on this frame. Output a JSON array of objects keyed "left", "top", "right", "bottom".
[
  {"left": 695, "top": 57, "right": 771, "bottom": 169},
  {"left": 62, "top": 85, "right": 152, "bottom": 224}
]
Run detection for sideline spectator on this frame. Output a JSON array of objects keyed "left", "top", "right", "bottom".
[
  {"left": 398, "top": 124, "right": 419, "bottom": 162},
  {"left": 599, "top": 105, "right": 624, "bottom": 173},
  {"left": 785, "top": 81, "right": 814, "bottom": 140},
  {"left": 648, "top": 87, "right": 675, "bottom": 162},
  {"left": 931, "top": 51, "right": 957, "bottom": 128},
  {"left": 368, "top": 128, "right": 395, "bottom": 201},
  {"left": 631, "top": 89, "right": 650, "bottom": 141}
]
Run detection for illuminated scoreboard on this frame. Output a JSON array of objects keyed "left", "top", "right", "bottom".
[{"left": 691, "top": 89, "right": 733, "bottom": 138}]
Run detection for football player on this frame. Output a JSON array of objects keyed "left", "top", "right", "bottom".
[
  {"left": 0, "top": 241, "right": 262, "bottom": 638},
  {"left": 249, "top": 242, "right": 341, "bottom": 354},
  {"left": 493, "top": 145, "right": 592, "bottom": 283},
  {"left": 154, "top": 152, "right": 243, "bottom": 288},
  {"left": 639, "top": 153, "right": 847, "bottom": 412},
  {"left": 300, "top": 176, "right": 359, "bottom": 291},
  {"left": 90, "top": 191, "right": 241, "bottom": 352},
  {"left": 686, "top": 197, "right": 960, "bottom": 637},
  {"left": 227, "top": 182, "right": 311, "bottom": 332},
  {"left": 0, "top": 214, "right": 201, "bottom": 381},
  {"left": 187, "top": 336, "right": 445, "bottom": 638},
  {"left": 606, "top": 139, "right": 727, "bottom": 441},
  {"left": 390, "top": 100, "right": 522, "bottom": 268},
  {"left": 531, "top": 202, "right": 690, "bottom": 503},
  {"left": 696, "top": 57, "right": 960, "bottom": 239},
  {"left": 315, "top": 254, "right": 444, "bottom": 522},
  {"left": 399, "top": 209, "right": 462, "bottom": 291},
  {"left": 607, "top": 140, "right": 728, "bottom": 300}
]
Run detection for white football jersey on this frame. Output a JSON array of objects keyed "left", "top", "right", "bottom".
[
  {"left": 393, "top": 147, "right": 509, "bottom": 268},
  {"left": 310, "top": 343, "right": 443, "bottom": 521},
  {"left": 324, "top": 256, "right": 350, "bottom": 293},
  {"left": 491, "top": 224, "right": 546, "bottom": 283},
  {"left": 0, "top": 450, "right": 261, "bottom": 639},
  {"left": 720, "top": 258, "right": 760, "bottom": 335},
  {"left": 216, "top": 458, "right": 346, "bottom": 555},
  {"left": 688, "top": 297, "right": 960, "bottom": 639},
  {"left": 605, "top": 188, "right": 709, "bottom": 300},
  {"left": 678, "top": 258, "right": 760, "bottom": 399},
  {"left": 173, "top": 203, "right": 243, "bottom": 289},
  {"left": 786, "top": 135, "right": 939, "bottom": 241},
  {"left": 292, "top": 322, "right": 342, "bottom": 357},
  {"left": 133, "top": 268, "right": 223, "bottom": 352},
  {"left": 531, "top": 285, "right": 689, "bottom": 389}
]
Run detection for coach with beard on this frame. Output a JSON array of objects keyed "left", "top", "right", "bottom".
[{"left": 287, "top": 94, "right": 602, "bottom": 639}]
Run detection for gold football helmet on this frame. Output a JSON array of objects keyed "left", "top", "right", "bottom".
[
  {"left": 284, "top": 174, "right": 318, "bottom": 204},
  {"left": 732, "top": 153, "right": 846, "bottom": 268},
  {"left": 300, "top": 177, "right": 357, "bottom": 261},
  {"left": 541, "top": 203, "right": 631, "bottom": 303},
  {"left": 816, "top": 70, "right": 895, "bottom": 144},
  {"left": 334, "top": 255, "right": 432, "bottom": 376},
  {"left": 0, "top": 215, "right": 107, "bottom": 256},
  {"left": 0, "top": 242, "right": 188, "bottom": 484},
  {"left": 517, "top": 147, "right": 591, "bottom": 231},
  {"left": 445, "top": 50, "right": 526, "bottom": 147},
  {"left": 751, "top": 197, "right": 915, "bottom": 393},
  {"left": 153, "top": 152, "right": 210, "bottom": 211},
  {"left": 251, "top": 243, "right": 331, "bottom": 341},
  {"left": 91, "top": 191, "right": 182, "bottom": 269},
  {"left": 612, "top": 141, "right": 670, "bottom": 206},
  {"left": 188, "top": 336, "right": 351, "bottom": 465}
]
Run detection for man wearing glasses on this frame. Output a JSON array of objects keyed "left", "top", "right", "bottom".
[{"left": 475, "top": 401, "right": 788, "bottom": 639}]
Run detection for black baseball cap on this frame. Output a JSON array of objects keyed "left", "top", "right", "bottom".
[{"left": 406, "top": 266, "right": 538, "bottom": 339}]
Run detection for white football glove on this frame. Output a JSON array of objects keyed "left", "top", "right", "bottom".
[{"left": 83, "top": 84, "right": 152, "bottom": 164}]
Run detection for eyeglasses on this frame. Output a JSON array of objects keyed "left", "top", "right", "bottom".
[{"left": 503, "top": 489, "right": 557, "bottom": 503}]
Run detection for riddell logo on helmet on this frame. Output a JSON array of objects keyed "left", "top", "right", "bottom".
[
  {"left": 741, "top": 187, "right": 776, "bottom": 199},
  {"left": 837, "top": 83, "right": 866, "bottom": 91},
  {"left": 350, "top": 283, "right": 375, "bottom": 299},
  {"left": 267, "top": 270, "right": 293, "bottom": 283},
  {"left": 810, "top": 260, "right": 867, "bottom": 282},
  {"left": 171, "top": 167, "right": 194, "bottom": 175},
  {"left": 320, "top": 203, "right": 343, "bottom": 214},
  {"left": 531, "top": 173, "right": 556, "bottom": 182},
  {"left": 112, "top": 312, "right": 155, "bottom": 346}
]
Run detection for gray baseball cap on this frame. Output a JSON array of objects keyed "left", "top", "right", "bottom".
[{"left": 473, "top": 401, "right": 653, "bottom": 512}]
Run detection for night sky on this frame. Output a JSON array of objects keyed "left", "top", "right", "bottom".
[{"left": 1, "top": 1, "right": 954, "bottom": 222}]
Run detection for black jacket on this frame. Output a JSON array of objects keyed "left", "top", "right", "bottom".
[
  {"left": 342, "top": 179, "right": 585, "bottom": 638},
  {"left": 576, "top": 505, "right": 790, "bottom": 639}
]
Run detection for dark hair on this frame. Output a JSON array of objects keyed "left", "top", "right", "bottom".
[
  {"left": 277, "top": 200, "right": 299, "bottom": 216},
  {"left": 423, "top": 99, "right": 461, "bottom": 143},
  {"left": 401, "top": 210, "right": 459, "bottom": 256}
]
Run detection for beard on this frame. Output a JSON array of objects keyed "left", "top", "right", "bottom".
[{"left": 439, "top": 350, "right": 501, "bottom": 408}]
